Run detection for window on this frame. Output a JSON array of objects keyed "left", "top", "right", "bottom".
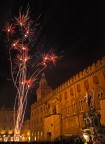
[
  {"left": 40, "top": 107, "right": 42, "bottom": 112},
  {"left": 48, "top": 103, "right": 50, "bottom": 109},
  {"left": 37, "top": 131, "right": 39, "bottom": 140},
  {"left": 42, "top": 92, "right": 44, "bottom": 96},
  {"left": 66, "top": 106, "right": 69, "bottom": 115},
  {"left": 31, "top": 120, "right": 33, "bottom": 125},
  {"left": 77, "top": 84, "right": 81, "bottom": 92},
  {"left": 84, "top": 80, "right": 89, "bottom": 90},
  {"left": 65, "top": 119, "right": 68, "bottom": 129},
  {"left": 97, "top": 89, "right": 104, "bottom": 99},
  {"left": 103, "top": 71, "right": 105, "bottom": 79},
  {"left": 52, "top": 105, "right": 56, "bottom": 114},
  {"left": 79, "top": 100, "right": 84, "bottom": 112},
  {"left": 5, "top": 115, "right": 8, "bottom": 122},
  {"left": 64, "top": 91, "right": 67, "bottom": 100},
  {"left": 41, "top": 131, "right": 43, "bottom": 138},
  {"left": 10, "top": 117, "right": 13, "bottom": 122},
  {"left": 37, "top": 118, "right": 39, "bottom": 124},
  {"left": 70, "top": 88, "right": 73, "bottom": 96},
  {"left": 37, "top": 109, "right": 39, "bottom": 114},
  {"left": 59, "top": 94, "right": 62, "bottom": 101},
  {"left": 72, "top": 103, "right": 76, "bottom": 114},
  {"left": 40, "top": 117, "right": 42, "bottom": 122},
  {"left": 93, "top": 75, "right": 99, "bottom": 85}
]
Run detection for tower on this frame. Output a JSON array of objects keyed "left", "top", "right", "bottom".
[{"left": 36, "top": 73, "right": 52, "bottom": 101}]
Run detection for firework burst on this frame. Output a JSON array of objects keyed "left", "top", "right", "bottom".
[
  {"left": 15, "top": 8, "right": 30, "bottom": 27},
  {"left": 3, "top": 22, "right": 15, "bottom": 36},
  {"left": 3, "top": 7, "right": 61, "bottom": 141}
]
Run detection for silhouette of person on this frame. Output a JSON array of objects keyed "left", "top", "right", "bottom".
[
  {"left": 97, "top": 112, "right": 101, "bottom": 126},
  {"left": 89, "top": 136, "right": 93, "bottom": 144},
  {"left": 85, "top": 92, "right": 92, "bottom": 109}
]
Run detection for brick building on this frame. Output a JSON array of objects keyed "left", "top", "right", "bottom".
[{"left": 30, "top": 57, "right": 105, "bottom": 141}]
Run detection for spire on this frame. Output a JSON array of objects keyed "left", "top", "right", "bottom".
[
  {"left": 39, "top": 72, "right": 47, "bottom": 88},
  {"left": 41, "top": 72, "right": 45, "bottom": 79},
  {"left": 36, "top": 73, "right": 52, "bottom": 101}
]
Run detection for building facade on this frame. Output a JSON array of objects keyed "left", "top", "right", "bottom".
[
  {"left": 0, "top": 107, "right": 16, "bottom": 141},
  {"left": 30, "top": 57, "right": 105, "bottom": 141}
]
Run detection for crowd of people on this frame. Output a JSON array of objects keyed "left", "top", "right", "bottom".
[
  {"left": 0, "top": 135, "right": 104, "bottom": 144},
  {"left": 0, "top": 136, "right": 84, "bottom": 144}
]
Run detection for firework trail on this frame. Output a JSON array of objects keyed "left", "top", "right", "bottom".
[{"left": 3, "top": 7, "right": 60, "bottom": 141}]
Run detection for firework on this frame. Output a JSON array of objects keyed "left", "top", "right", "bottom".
[
  {"left": 3, "top": 7, "right": 60, "bottom": 141},
  {"left": 3, "top": 22, "right": 15, "bottom": 36},
  {"left": 15, "top": 9, "right": 30, "bottom": 27},
  {"left": 39, "top": 50, "right": 60, "bottom": 66}
]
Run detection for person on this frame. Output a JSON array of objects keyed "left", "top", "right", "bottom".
[
  {"left": 93, "top": 136, "right": 97, "bottom": 144},
  {"left": 85, "top": 92, "right": 92, "bottom": 109},
  {"left": 83, "top": 112, "right": 87, "bottom": 128},
  {"left": 96, "top": 138, "right": 102, "bottom": 144},
  {"left": 74, "top": 136, "right": 84, "bottom": 144},
  {"left": 89, "top": 116, "right": 94, "bottom": 127},
  {"left": 97, "top": 112, "right": 101, "bottom": 127},
  {"left": 88, "top": 136, "right": 93, "bottom": 144}
]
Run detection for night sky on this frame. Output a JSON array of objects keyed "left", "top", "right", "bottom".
[{"left": 0, "top": 0, "right": 105, "bottom": 119}]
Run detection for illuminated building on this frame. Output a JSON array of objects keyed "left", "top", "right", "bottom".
[
  {"left": 30, "top": 57, "right": 105, "bottom": 141},
  {"left": 21, "top": 120, "right": 30, "bottom": 142},
  {"left": 0, "top": 107, "right": 16, "bottom": 141}
]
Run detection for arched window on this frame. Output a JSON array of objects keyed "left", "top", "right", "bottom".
[
  {"left": 77, "top": 84, "right": 81, "bottom": 93},
  {"left": 72, "top": 103, "right": 76, "bottom": 114},
  {"left": 52, "top": 105, "right": 56, "bottom": 114},
  {"left": 97, "top": 89, "right": 104, "bottom": 99},
  {"left": 103, "top": 71, "right": 105, "bottom": 79},
  {"left": 66, "top": 106, "right": 69, "bottom": 115},
  {"left": 59, "top": 94, "right": 62, "bottom": 101},
  {"left": 84, "top": 80, "right": 89, "bottom": 90},
  {"left": 70, "top": 88, "right": 74, "bottom": 96},
  {"left": 93, "top": 75, "right": 99, "bottom": 85},
  {"left": 79, "top": 99, "right": 84, "bottom": 112},
  {"left": 64, "top": 91, "right": 67, "bottom": 100}
]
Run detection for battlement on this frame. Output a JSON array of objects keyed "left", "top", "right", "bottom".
[{"left": 54, "top": 57, "right": 105, "bottom": 93}]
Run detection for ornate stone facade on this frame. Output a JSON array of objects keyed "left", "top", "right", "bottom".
[{"left": 30, "top": 57, "right": 105, "bottom": 141}]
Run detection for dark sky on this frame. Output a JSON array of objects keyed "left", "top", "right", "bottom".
[{"left": 0, "top": 0, "right": 105, "bottom": 119}]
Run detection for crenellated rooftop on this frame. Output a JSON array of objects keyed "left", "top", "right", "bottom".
[{"left": 53, "top": 56, "right": 105, "bottom": 93}]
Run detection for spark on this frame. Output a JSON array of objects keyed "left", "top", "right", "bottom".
[
  {"left": 11, "top": 40, "right": 20, "bottom": 50},
  {"left": 3, "top": 22, "right": 15, "bottom": 36},
  {"left": 21, "top": 24, "right": 35, "bottom": 38},
  {"left": 49, "top": 53, "right": 60, "bottom": 65},
  {"left": 21, "top": 46, "right": 29, "bottom": 51},
  {"left": 26, "top": 77, "right": 36, "bottom": 88},
  {"left": 15, "top": 9, "right": 30, "bottom": 27}
]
